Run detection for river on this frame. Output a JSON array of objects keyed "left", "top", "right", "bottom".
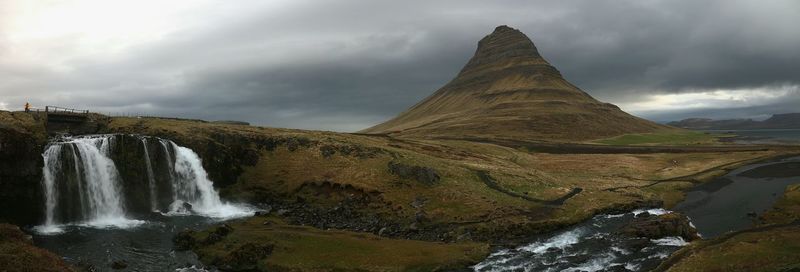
[{"left": 475, "top": 156, "right": 800, "bottom": 271}]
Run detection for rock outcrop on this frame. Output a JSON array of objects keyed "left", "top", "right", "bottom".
[
  {"left": 0, "top": 111, "right": 47, "bottom": 225},
  {"left": 361, "top": 25, "right": 670, "bottom": 141},
  {"left": 621, "top": 212, "right": 700, "bottom": 241}
]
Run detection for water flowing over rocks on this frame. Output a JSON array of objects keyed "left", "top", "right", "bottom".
[
  {"left": 474, "top": 209, "right": 697, "bottom": 272},
  {"left": 35, "top": 134, "right": 253, "bottom": 233}
]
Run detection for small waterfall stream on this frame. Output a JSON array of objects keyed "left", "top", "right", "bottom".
[{"left": 35, "top": 134, "right": 252, "bottom": 234}]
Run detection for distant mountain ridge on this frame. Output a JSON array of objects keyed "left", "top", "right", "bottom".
[
  {"left": 668, "top": 113, "right": 800, "bottom": 130},
  {"left": 361, "top": 25, "right": 671, "bottom": 141}
]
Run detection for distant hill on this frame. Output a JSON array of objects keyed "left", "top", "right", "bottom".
[
  {"left": 361, "top": 25, "right": 670, "bottom": 142},
  {"left": 668, "top": 113, "right": 800, "bottom": 130}
]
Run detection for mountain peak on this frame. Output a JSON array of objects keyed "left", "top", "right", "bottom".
[
  {"left": 361, "top": 26, "right": 669, "bottom": 141},
  {"left": 459, "top": 25, "right": 544, "bottom": 75}
]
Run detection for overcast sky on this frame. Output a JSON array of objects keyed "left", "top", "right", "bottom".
[{"left": 1, "top": 0, "right": 798, "bottom": 131}]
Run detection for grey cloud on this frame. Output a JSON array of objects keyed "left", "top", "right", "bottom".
[{"left": 1, "top": 0, "right": 798, "bottom": 130}]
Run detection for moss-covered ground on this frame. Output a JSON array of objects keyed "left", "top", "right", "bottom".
[{"left": 188, "top": 216, "right": 489, "bottom": 272}]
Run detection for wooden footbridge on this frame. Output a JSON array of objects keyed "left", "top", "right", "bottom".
[{"left": 42, "top": 106, "right": 90, "bottom": 123}]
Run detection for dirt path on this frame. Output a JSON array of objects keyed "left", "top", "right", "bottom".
[{"left": 476, "top": 170, "right": 582, "bottom": 206}]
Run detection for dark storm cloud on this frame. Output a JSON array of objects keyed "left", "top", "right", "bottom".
[{"left": 1, "top": 0, "right": 798, "bottom": 130}]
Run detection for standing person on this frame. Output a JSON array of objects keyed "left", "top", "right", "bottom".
[{"left": 24, "top": 102, "right": 30, "bottom": 112}]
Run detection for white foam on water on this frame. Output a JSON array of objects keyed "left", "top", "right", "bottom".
[
  {"left": 625, "top": 262, "right": 641, "bottom": 271},
  {"left": 32, "top": 224, "right": 65, "bottom": 235},
  {"left": 632, "top": 208, "right": 671, "bottom": 216},
  {"left": 519, "top": 227, "right": 585, "bottom": 254},
  {"left": 562, "top": 253, "right": 615, "bottom": 272},
  {"left": 175, "top": 266, "right": 211, "bottom": 272},
  {"left": 601, "top": 213, "right": 626, "bottom": 219},
  {"left": 611, "top": 246, "right": 630, "bottom": 255},
  {"left": 76, "top": 217, "right": 148, "bottom": 229},
  {"left": 651, "top": 236, "right": 689, "bottom": 246}
]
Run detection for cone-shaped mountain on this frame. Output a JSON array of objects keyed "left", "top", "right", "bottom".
[{"left": 361, "top": 25, "right": 670, "bottom": 141}]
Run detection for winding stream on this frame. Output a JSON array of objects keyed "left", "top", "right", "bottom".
[
  {"left": 476, "top": 156, "right": 800, "bottom": 272},
  {"left": 674, "top": 156, "right": 800, "bottom": 238}
]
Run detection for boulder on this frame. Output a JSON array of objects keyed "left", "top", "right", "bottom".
[
  {"left": 621, "top": 212, "right": 700, "bottom": 241},
  {"left": 173, "top": 229, "right": 197, "bottom": 250},
  {"left": 110, "top": 260, "right": 128, "bottom": 270},
  {"left": 387, "top": 161, "right": 441, "bottom": 185}
]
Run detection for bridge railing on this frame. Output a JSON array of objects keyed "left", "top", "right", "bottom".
[{"left": 45, "top": 106, "right": 89, "bottom": 115}]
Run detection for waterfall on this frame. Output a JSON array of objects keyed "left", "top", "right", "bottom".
[
  {"left": 165, "top": 141, "right": 251, "bottom": 218},
  {"left": 36, "top": 135, "right": 141, "bottom": 234},
  {"left": 142, "top": 138, "right": 157, "bottom": 211},
  {"left": 40, "top": 144, "right": 62, "bottom": 230},
  {"left": 72, "top": 136, "right": 127, "bottom": 223},
  {"left": 36, "top": 134, "right": 252, "bottom": 234}
]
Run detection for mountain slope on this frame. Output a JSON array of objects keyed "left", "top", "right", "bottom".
[
  {"left": 668, "top": 113, "right": 800, "bottom": 130},
  {"left": 361, "top": 25, "right": 670, "bottom": 141}
]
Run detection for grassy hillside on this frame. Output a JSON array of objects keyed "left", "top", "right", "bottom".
[{"left": 104, "top": 117, "right": 797, "bottom": 270}]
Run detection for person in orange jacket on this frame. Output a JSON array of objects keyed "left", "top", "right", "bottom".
[{"left": 24, "top": 102, "right": 31, "bottom": 112}]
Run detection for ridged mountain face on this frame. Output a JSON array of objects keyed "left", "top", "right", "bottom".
[{"left": 361, "top": 25, "right": 669, "bottom": 141}]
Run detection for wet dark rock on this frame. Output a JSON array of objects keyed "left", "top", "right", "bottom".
[
  {"left": 388, "top": 161, "right": 441, "bottom": 185},
  {"left": 202, "top": 224, "right": 234, "bottom": 245},
  {"left": 621, "top": 212, "right": 700, "bottom": 241},
  {"left": 173, "top": 229, "right": 197, "bottom": 250},
  {"left": 110, "top": 260, "right": 128, "bottom": 270},
  {"left": 204, "top": 233, "right": 224, "bottom": 245},
  {"left": 215, "top": 224, "right": 234, "bottom": 236},
  {"left": 0, "top": 118, "right": 46, "bottom": 225},
  {"left": 545, "top": 247, "right": 562, "bottom": 253},
  {"left": 623, "top": 237, "right": 650, "bottom": 250},
  {"left": 563, "top": 254, "right": 592, "bottom": 264},
  {"left": 276, "top": 209, "right": 291, "bottom": 216},
  {"left": 378, "top": 227, "right": 388, "bottom": 237},
  {"left": 635, "top": 211, "right": 653, "bottom": 218},
  {"left": 182, "top": 202, "right": 194, "bottom": 213},
  {"left": 605, "top": 264, "right": 629, "bottom": 272}
]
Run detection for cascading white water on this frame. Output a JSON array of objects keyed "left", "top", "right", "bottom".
[
  {"left": 167, "top": 142, "right": 251, "bottom": 218},
  {"left": 36, "top": 134, "right": 252, "bottom": 234},
  {"left": 36, "top": 135, "right": 142, "bottom": 234},
  {"left": 141, "top": 138, "right": 158, "bottom": 211},
  {"left": 72, "top": 136, "right": 127, "bottom": 224},
  {"left": 39, "top": 145, "right": 62, "bottom": 232}
]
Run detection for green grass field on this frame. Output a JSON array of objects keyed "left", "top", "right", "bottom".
[{"left": 593, "top": 131, "right": 724, "bottom": 146}]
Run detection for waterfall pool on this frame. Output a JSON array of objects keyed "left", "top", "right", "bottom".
[{"left": 33, "top": 213, "right": 235, "bottom": 271}]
